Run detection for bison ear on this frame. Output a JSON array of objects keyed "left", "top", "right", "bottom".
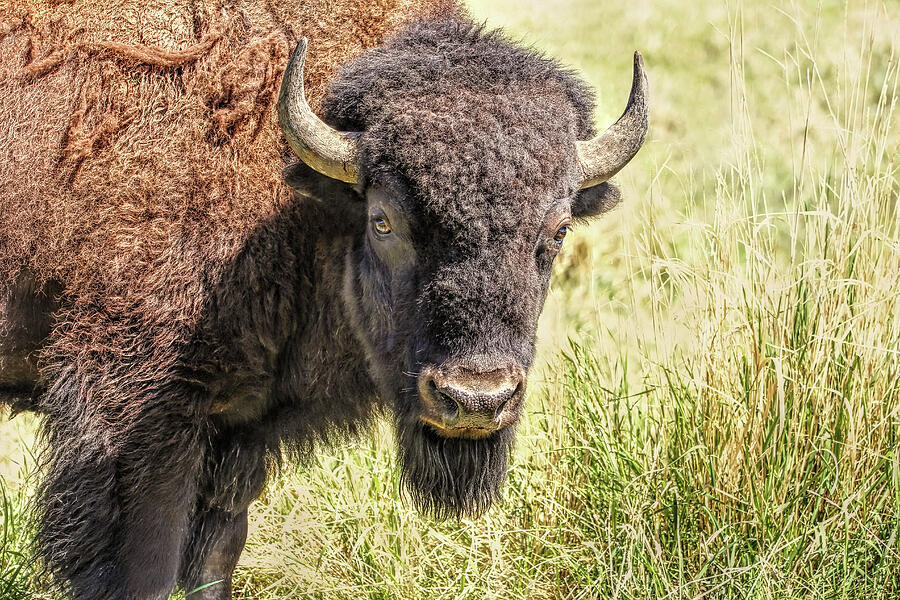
[
  {"left": 571, "top": 181, "right": 622, "bottom": 219},
  {"left": 283, "top": 161, "right": 361, "bottom": 204}
]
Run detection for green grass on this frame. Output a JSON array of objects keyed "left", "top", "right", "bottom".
[
  {"left": 0, "top": 423, "right": 37, "bottom": 600},
  {"left": 2, "top": 0, "right": 899, "bottom": 597}
]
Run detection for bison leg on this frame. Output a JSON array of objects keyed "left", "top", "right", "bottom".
[
  {"left": 36, "top": 382, "right": 204, "bottom": 600},
  {"left": 181, "top": 508, "right": 248, "bottom": 600},
  {"left": 116, "top": 438, "right": 202, "bottom": 600},
  {"left": 179, "top": 431, "right": 269, "bottom": 599}
]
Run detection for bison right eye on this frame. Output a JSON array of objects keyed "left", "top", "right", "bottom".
[
  {"left": 553, "top": 226, "right": 568, "bottom": 244},
  {"left": 372, "top": 216, "right": 393, "bottom": 236}
]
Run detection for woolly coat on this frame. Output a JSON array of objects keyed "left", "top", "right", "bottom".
[
  {"left": 0, "top": 0, "right": 461, "bottom": 390},
  {"left": 0, "top": 0, "right": 460, "bottom": 295}
]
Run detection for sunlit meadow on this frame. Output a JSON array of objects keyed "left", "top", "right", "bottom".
[{"left": 2, "top": 0, "right": 898, "bottom": 598}]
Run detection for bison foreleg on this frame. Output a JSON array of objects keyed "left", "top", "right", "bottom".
[
  {"left": 179, "top": 430, "right": 269, "bottom": 599},
  {"left": 180, "top": 508, "right": 248, "bottom": 600},
  {"left": 36, "top": 375, "right": 205, "bottom": 600}
]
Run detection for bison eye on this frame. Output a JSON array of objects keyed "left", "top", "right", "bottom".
[
  {"left": 372, "top": 216, "right": 392, "bottom": 236},
  {"left": 553, "top": 226, "right": 569, "bottom": 244}
]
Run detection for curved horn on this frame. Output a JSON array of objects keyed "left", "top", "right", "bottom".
[
  {"left": 576, "top": 51, "right": 649, "bottom": 189},
  {"left": 278, "top": 39, "right": 359, "bottom": 183}
]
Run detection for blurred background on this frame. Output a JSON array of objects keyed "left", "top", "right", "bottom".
[{"left": 2, "top": 0, "right": 899, "bottom": 598}]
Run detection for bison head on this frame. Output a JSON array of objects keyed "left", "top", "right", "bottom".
[{"left": 278, "top": 21, "right": 648, "bottom": 518}]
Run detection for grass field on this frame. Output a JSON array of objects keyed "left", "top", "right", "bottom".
[{"left": 2, "top": 0, "right": 899, "bottom": 598}]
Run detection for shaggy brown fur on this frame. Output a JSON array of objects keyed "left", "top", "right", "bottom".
[{"left": 0, "top": 0, "right": 461, "bottom": 298}]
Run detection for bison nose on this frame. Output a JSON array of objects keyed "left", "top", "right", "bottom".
[{"left": 419, "top": 364, "right": 524, "bottom": 436}]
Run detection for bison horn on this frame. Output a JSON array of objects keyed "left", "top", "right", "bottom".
[
  {"left": 576, "top": 51, "right": 649, "bottom": 189},
  {"left": 278, "top": 39, "right": 360, "bottom": 183}
]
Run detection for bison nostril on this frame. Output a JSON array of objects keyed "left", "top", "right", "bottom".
[
  {"left": 494, "top": 398, "right": 509, "bottom": 420},
  {"left": 439, "top": 391, "right": 461, "bottom": 423},
  {"left": 493, "top": 382, "right": 521, "bottom": 420},
  {"left": 428, "top": 379, "right": 460, "bottom": 425}
]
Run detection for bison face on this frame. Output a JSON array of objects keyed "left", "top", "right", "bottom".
[
  {"left": 278, "top": 26, "right": 647, "bottom": 518},
  {"left": 341, "top": 177, "right": 607, "bottom": 519},
  {"left": 358, "top": 181, "right": 564, "bottom": 437},
  {"left": 284, "top": 164, "right": 626, "bottom": 519}
]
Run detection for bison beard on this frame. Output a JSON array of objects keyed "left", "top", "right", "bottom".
[{"left": 397, "top": 418, "right": 516, "bottom": 519}]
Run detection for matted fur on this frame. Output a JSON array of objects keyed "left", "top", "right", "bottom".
[{"left": 0, "top": 0, "right": 461, "bottom": 295}]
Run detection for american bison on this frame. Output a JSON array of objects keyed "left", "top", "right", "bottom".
[{"left": 0, "top": 0, "right": 648, "bottom": 597}]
